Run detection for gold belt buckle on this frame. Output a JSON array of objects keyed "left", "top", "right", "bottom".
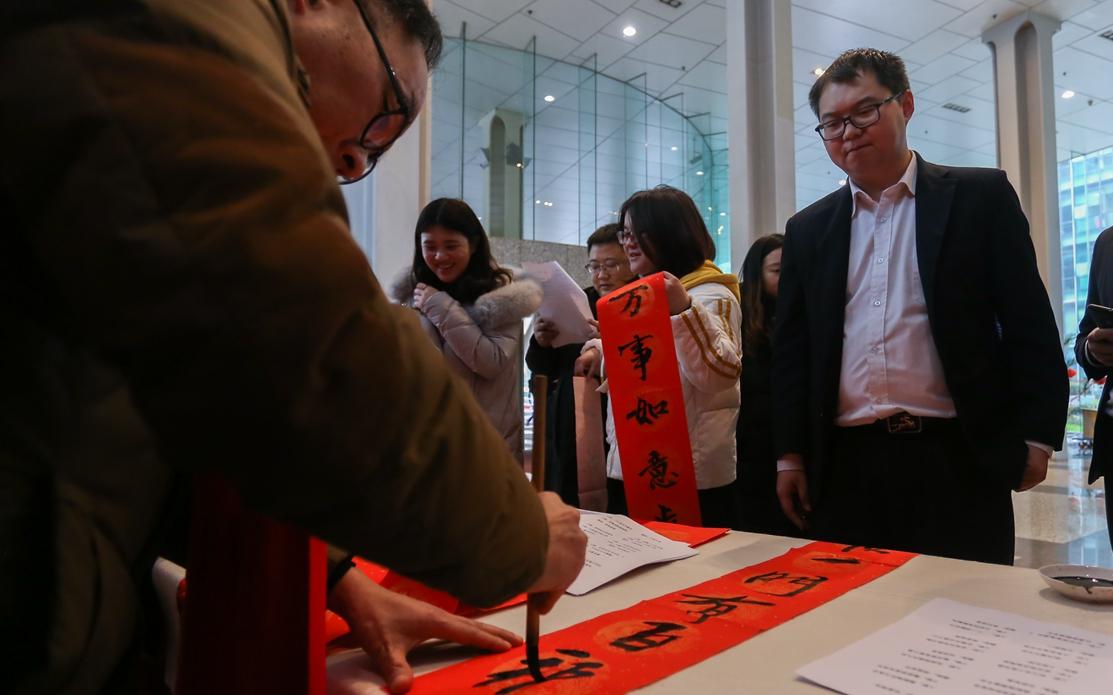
[{"left": 886, "top": 413, "right": 922, "bottom": 434}]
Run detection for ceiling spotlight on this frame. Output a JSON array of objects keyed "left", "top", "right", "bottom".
[
  {"left": 670, "top": 146, "right": 678, "bottom": 151},
  {"left": 535, "top": 199, "right": 541, "bottom": 204},
  {"left": 813, "top": 66, "right": 825, "bottom": 77},
  {"left": 1061, "top": 90, "right": 1076, "bottom": 99},
  {"left": 695, "top": 170, "right": 704, "bottom": 176},
  {"left": 543, "top": 201, "right": 554, "bottom": 207},
  {"left": 719, "top": 212, "right": 726, "bottom": 217},
  {"left": 544, "top": 94, "right": 555, "bottom": 103},
  {"left": 622, "top": 25, "right": 637, "bottom": 38}
]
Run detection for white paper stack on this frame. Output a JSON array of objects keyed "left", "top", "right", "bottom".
[{"left": 566, "top": 511, "right": 698, "bottom": 596}]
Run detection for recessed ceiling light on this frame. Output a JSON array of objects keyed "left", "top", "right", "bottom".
[
  {"left": 813, "top": 66, "right": 825, "bottom": 77},
  {"left": 1062, "top": 90, "right": 1076, "bottom": 99},
  {"left": 535, "top": 199, "right": 541, "bottom": 204},
  {"left": 670, "top": 146, "right": 678, "bottom": 151},
  {"left": 695, "top": 170, "right": 704, "bottom": 176},
  {"left": 719, "top": 212, "right": 726, "bottom": 217},
  {"left": 544, "top": 95, "right": 555, "bottom": 103},
  {"left": 622, "top": 25, "right": 637, "bottom": 38}
]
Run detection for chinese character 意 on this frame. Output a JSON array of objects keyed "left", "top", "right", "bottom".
[
  {"left": 639, "top": 450, "right": 678, "bottom": 490},
  {"left": 676, "top": 594, "right": 774, "bottom": 624},
  {"left": 618, "top": 334, "right": 653, "bottom": 381},
  {"left": 626, "top": 397, "right": 669, "bottom": 426},
  {"left": 608, "top": 285, "right": 650, "bottom": 318},
  {"left": 473, "top": 649, "right": 603, "bottom": 693},
  {"left": 609, "top": 621, "right": 687, "bottom": 652}
]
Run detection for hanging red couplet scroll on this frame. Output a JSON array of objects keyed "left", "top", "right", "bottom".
[
  {"left": 410, "top": 542, "right": 916, "bottom": 694},
  {"left": 597, "top": 272, "right": 701, "bottom": 526}
]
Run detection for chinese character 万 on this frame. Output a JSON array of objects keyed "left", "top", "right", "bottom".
[
  {"left": 609, "top": 621, "right": 687, "bottom": 652},
  {"left": 473, "top": 649, "right": 603, "bottom": 693},
  {"left": 639, "top": 450, "right": 678, "bottom": 490},
  {"left": 626, "top": 397, "right": 669, "bottom": 426},
  {"left": 676, "top": 594, "right": 774, "bottom": 624},
  {"left": 608, "top": 285, "right": 650, "bottom": 318},
  {"left": 618, "top": 334, "right": 653, "bottom": 381}
]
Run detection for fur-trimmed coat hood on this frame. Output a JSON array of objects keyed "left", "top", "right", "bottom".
[{"left": 390, "top": 268, "right": 542, "bottom": 461}]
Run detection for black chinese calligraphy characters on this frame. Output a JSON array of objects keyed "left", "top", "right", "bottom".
[
  {"left": 608, "top": 284, "right": 650, "bottom": 318},
  {"left": 656, "top": 504, "right": 678, "bottom": 523},
  {"left": 609, "top": 622, "right": 687, "bottom": 653},
  {"left": 744, "top": 571, "right": 828, "bottom": 598},
  {"left": 618, "top": 334, "right": 653, "bottom": 381},
  {"left": 639, "top": 450, "right": 679, "bottom": 490},
  {"left": 473, "top": 649, "right": 603, "bottom": 693},
  {"left": 626, "top": 397, "right": 669, "bottom": 426},
  {"left": 677, "top": 594, "right": 774, "bottom": 624},
  {"left": 840, "top": 545, "right": 891, "bottom": 554}
]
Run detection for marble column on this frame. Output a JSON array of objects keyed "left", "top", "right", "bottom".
[
  {"left": 983, "top": 12, "right": 1063, "bottom": 333},
  {"left": 726, "top": 0, "right": 797, "bottom": 267}
]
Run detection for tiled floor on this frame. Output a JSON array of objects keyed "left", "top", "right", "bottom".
[{"left": 1013, "top": 438, "right": 1111, "bottom": 569}]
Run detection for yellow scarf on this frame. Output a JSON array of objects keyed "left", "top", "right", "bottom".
[{"left": 680, "top": 260, "right": 740, "bottom": 302}]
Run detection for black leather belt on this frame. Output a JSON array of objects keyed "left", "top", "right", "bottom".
[{"left": 842, "top": 412, "right": 958, "bottom": 435}]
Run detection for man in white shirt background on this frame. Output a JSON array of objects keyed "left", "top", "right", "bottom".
[{"left": 772, "top": 48, "right": 1067, "bottom": 564}]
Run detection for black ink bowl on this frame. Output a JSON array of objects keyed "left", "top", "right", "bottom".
[{"left": 1039, "top": 564, "right": 1113, "bottom": 604}]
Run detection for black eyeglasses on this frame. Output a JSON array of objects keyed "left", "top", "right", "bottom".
[
  {"left": 814, "top": 91, "right": 904, "bottom": 142},
  {"left": 617, "top": 228, "right": 638, "bottom": 245},
  {"left": 342, "top": 0, "right": 413, "bottom": 184}
]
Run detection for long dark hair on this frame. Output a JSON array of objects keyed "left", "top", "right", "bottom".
[
  {"left": 411, "top": 198, "right": 512, "bottom": 305},
  {"left": 740, "top": 234, "right": 784, "bottom": 356},
  {"left": 619, "top": 185, "right": 715, "bottom": 278}
]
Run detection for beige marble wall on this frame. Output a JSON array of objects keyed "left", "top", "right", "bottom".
[{"left": 490, "top": 238, "right": 592, "bottom": 290}]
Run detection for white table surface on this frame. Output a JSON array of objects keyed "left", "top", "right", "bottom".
[{"left": 326, "top": 531, "right": 1113, "bottom": 694}]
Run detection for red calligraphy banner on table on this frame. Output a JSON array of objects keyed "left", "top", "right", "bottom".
[
  {"left": 598, "top": 273, "right": 700, "bottom": 526},
  {"left": 410, "top": 542, "right": 916, "bottom": 694}
]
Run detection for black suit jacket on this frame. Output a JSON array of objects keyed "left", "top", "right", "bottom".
[
  {"left": 772, "top": 155, "right": 1068, "bottom": 498},
  {"left": 1074, "top": 226, "right": 1113, "bottom": 484}
]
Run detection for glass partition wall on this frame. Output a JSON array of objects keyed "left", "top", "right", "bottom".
[{"left": 431, "top": 32, "right": 728, "bottom": 270}]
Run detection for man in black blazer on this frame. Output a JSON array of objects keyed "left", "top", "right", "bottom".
[
  {"left": 1074, "top": 226, "right": 1113, "bottom": 551},
  {"left": 772, "top": 48, "right": 1067, "bottom": 564}
]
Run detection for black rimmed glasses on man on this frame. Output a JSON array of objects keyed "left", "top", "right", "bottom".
[
  {"left": 585, "top": 259, "right": 628, "bottom": 276},
  {"left": 814, "top": 90, "right": 905, "bottom": 142},
  {"left": 342, "top": 0, "right": 413, "bottom": 184}
]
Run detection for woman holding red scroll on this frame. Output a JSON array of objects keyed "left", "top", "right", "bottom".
[{"left": 581, "top": 186, "right": 743, "bottom": 528}]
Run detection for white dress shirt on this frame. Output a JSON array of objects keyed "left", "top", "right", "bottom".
[{"left": 837, "top": 153, "right": 957, "bottom": 426}]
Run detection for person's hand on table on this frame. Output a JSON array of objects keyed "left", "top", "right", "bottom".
[
  {"left": 1015, "top": 445, "right": 1050, "bottom": 492},
  {"left": 412, "top": 283, "right": 438, "bottom": 312},
  {"left": 574, "top": 347, "right": 601, "bottom": 378},
  {"left": 1086, "top": 327, "right": 1113, "bottom": 367},
  {"left": 533, "top": 318, "right": 559, "bottom": 348},
  {"left": 662, "top": 272, "right": 691, "bottom": 315},
  {"left": 525, "top": 492, "right": 587, "bottom": 614},
  {"left": 328, "top": 569, "right": 521, "bottom": 694}
]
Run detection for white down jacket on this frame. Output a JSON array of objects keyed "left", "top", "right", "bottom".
[
  {"left": 392, "top": 271, "right": 542, "bottom": 462},
  {"left": 591, "top": 281, "right": 742, "bottom": 489}
]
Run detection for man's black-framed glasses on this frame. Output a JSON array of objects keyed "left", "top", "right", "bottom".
[
  {"left": 342, "top": 0, "right": 413, "bottom": 184},
  {"left": 814, "top": 90, "right": 905, "bottom": 142}
]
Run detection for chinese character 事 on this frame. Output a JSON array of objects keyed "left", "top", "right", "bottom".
[
  {"left": 639, "top": 450, "right": 679, "bottom": 490},
  {"left": 608, "top": 284, "right": 650, "bottom": 318},
  {"left": 609, "top": 622, "right": 687, "bottom": 652},
  {"left": 473, "top": 649, "right": 603, "bottom": 693},
  {"left": 618, "top": 334, "right": 653, "bottom": 381},
  {"left": 626, "top": 397, "right": 669, "bottom": 426},
  {"left": 676, "top": 594, "right": 774, "bottom": 624}
]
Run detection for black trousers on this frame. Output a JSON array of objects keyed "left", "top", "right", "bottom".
[
  {"left": 606, "top": 478, "right": 739, "bottom": 529},
  {"left": 811, "top": 423, "right": 1016, "bottom": 565}
]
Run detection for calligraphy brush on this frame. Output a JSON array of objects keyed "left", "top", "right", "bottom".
[{"left": 526, "top": 374, "right": 549, "bottom": 683}]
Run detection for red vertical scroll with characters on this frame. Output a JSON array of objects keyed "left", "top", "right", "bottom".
[{"left": 597, "top": 273, "right": 701, "bottom": 526}]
